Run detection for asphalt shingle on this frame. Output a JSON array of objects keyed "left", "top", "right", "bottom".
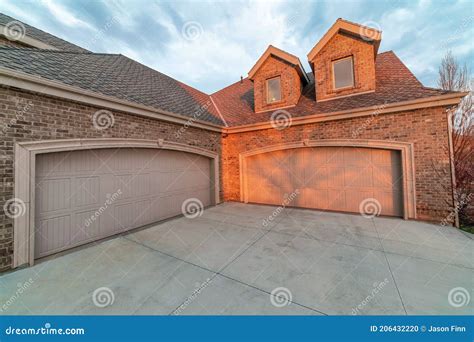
[
  {"left": 0, "top": 13, "right": 88, "bottom": 53},
  {"left": 0, "top": 48, "right": 223, "bottom": 125}
]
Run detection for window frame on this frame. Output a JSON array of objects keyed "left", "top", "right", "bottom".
[
  {"left": 332, "top": 56, "right": 355, "bottom": 90},
  {"left": 266, "top": 76, "right": 282, "bottom": 104}
]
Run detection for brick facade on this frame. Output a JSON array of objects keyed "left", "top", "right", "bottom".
[
  {"left": 252, "top": 55, "right": 303, "bottom": 113},
  {"left": 311, "top": 32, "right": 376, "bottom": 101},
  {"left": 0, "top": 86, "right": 221, "bottom": 271},
  {"left": 222, "top": 106, "right": 454, "bottom": 223}
]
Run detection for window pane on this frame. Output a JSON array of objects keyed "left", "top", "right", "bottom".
[
  {"left": 333, "top": 58, "right": 354, "bottom": 89},
  {"left": 267, "top": 77, "right": 281, "bottom": 103}
]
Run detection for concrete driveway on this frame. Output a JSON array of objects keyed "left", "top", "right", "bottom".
[{"left": 1, "top": 203, "right": 472, "bottom": 315}]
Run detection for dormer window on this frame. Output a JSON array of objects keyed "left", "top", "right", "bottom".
[
  {"left": 332, "top": 56, "right": 354, "bottom": 90},
  {"left": 266, "top": 76, "right": 281, "bottom": 103}
]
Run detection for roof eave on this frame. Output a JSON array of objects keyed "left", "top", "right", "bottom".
[
  {"left": 0, "top": 67, "right": 224, "bottom": 131},
  {"left": 223, "top": 91, "right": 468, "bottom": 133}
]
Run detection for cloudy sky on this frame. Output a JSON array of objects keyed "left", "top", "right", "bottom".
[{"left": 1, "top": 0, "right": 472, "bottom": 93}]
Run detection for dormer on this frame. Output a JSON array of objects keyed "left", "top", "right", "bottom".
[
  {"left": 307, "top": 19, "right": 381, "bottom": 102},
  {"left": 248, "top": 45, "right": 309, "bottom": 113}
]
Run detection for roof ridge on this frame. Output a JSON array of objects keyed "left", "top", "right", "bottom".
[
  {"left": 0, "top": 12, "right": 88, "bottom": 52},
  {"left": 0, "top": 47, "right": 120, "bottom": 56}
]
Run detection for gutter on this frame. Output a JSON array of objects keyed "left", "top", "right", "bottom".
[
  {"left": 222, "top": 92, "right": 469, "bottom": 133},
  {"left": 0, "top": 67, "right": 223, "bottom": 132}
]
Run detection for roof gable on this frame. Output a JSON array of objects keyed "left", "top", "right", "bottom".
[
  {"left": 307, "top": 18, "right": 381, "bottom": 62},
  {"left": 248, "top": 45, "right": 309, "bottom": 84}
]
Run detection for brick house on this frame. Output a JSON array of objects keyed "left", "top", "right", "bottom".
[{"left": 0, "top": 14, "right": 467, "bottom": 271}]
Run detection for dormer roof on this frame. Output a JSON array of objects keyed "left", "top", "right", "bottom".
[
  {"left": 248, "top": 45, "right": 309, "bottom": 84},
  {"left": 307, "top": 18, "right": 381, "bottom": 63}
]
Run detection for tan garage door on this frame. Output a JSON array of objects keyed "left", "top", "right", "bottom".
[
  {"left": 246, "top": 147, "right": 403, "bottom": 217},
  {"left": 35, "top": 148, "right": 212, "bottom": 258}
]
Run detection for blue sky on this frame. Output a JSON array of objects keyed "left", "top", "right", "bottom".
[{"left": 1, "top": 0, "right": 473, "bottom": 93}]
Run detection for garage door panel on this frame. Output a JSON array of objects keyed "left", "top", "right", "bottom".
[
  {"left": 36, "top": 153, "right": 72, "bottom": 175},
  {"left": 35, "top": 215, "right": 71, "bottom": 257},
  {"left": 35, "top": 148, "right": 212, "bottom": 258},
  {"left": 74, "top": 176, "right": 100, "bottom": 208},
  {"left": 373, "top": 165, "right": 399, "bottom": 189},
  {"left": 306, "top": 147, "right": 326, "bottom": 164},
  {"left": 372, "top": 149, "right": 400, "bottom": 166},
  {"left": 326, "top": 190, "right": 347, "bottom": 211},
  {"left": 344, "top": 148, "right": 371, "bottom": 166},
  {"left": 114, "top": 174, "right": 133, "bottom": 199},
  {"left": 374, "top": 190, "right": 403, "bottom": 216},
  {"left": 113, "top": 202, "right": 138, "bottom": 233},
  {"left": 305, "top": 166, "right": 328, "bottom": 188},
  {"left": 326, "top": 167, "right": 345, "bottom": 188},
  {"left": 131, "top": 173, "right": 151, "bottom": 197},
  {"left": 325, "top": 147, "right": 344, "bottom": 164},
  {"left": 344, "top": 166, "right": 373, "bottom": 188},
  {"left": 36, "top": 178, "right": 71, "bottom": 214},
  {"left": 246, "top": 146, "right": 403, "bottom": 217},
  {"left": 302, "top": 188, "right": 328, "bottom": 209},
  {"left": 71, "top": 150, "right": 102, "bottom": 172},
  {"left": 345, "top": 190, "right": 373, "bottom": 212}
]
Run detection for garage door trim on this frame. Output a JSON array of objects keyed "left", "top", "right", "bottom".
[
  {"left": 239, "top": 139, "right": 416, "bottom": 219},
  {"left": 13, "top": 138, "right": 220, "bottom": 268}
]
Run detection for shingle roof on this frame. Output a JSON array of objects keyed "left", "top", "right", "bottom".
[
  {"left": 211, "top": 51, "right": 452, "bottom": 126},
  {"left": 0, "top": 13, "right": 88, "bottom": 52},
  {"left": 0, "top": 48, "right": 223, "bottom": 125}
]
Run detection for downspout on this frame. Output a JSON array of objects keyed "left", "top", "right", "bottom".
[{"left": 446, "top": 106, "right": 459, "bottom": 228}]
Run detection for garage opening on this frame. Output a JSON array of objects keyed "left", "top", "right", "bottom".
[
  {"left": 34, "top": 148, "right": 212, "bottom": 258},
  {"left": 244, "top": 146, "right": 403, "bottom": 217}
]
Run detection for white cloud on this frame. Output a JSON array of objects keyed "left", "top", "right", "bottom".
[
  {"left": 41, "top": 0, "right": 94, "bottom": 29},
  {"left": 0, "top": 0, "right": 472, "bottom": 91}
]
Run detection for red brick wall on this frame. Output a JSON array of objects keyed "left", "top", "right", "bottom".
[
  {"left": 311, "top": 32, "right": 376, "bottom": 101},
  {"left": 0, "top": 86, "right": 221, "bottom": 271},
  {"left": 252, "top": 56, "right": 302, "bottom": 113},
  {"left": 222, "top": 106, "right": 454, "bottom": 223}
]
